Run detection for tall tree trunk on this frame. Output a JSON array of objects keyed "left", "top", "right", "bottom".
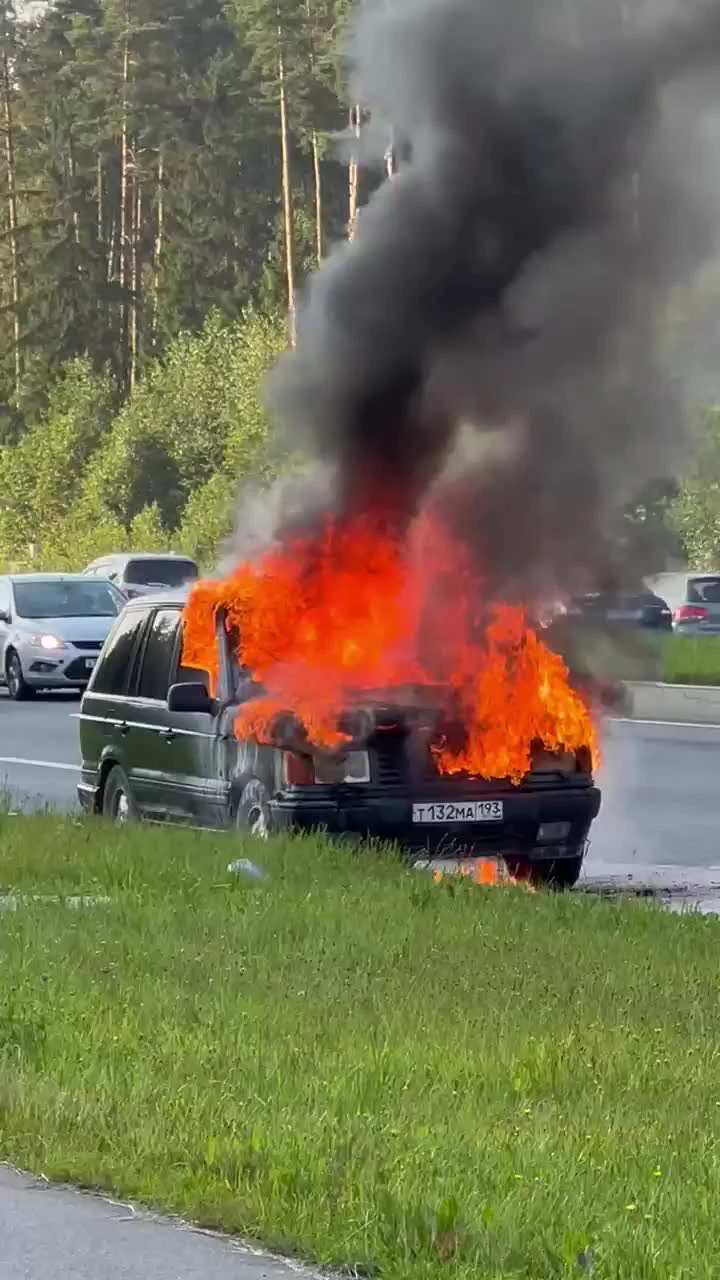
[
  {"left": 96, "top": 153, "right": 103, "bottom": 243},
  {"left": 277, "top": 29, "right": 296, "bottom": 345},
  {"left": 107, "top": 218, "right": 116, "bottom": 283},
  {"left": 68, "top": 144, "right": 80, "bottom": 249},
  {"left": 96, "top": 153, "right": 105, "bottom": 331},
  {"left": 348, "top": 103, "right": 360, "bottom": 239},
  {"left": 119, "top": 7, "right": 130, "bottom": 385},
  {"left": 129, "top": 164, "right": 141, "bottom": 390},
  {"left": 303, "top": 0, "right": 322, "bottom": 265},
  {"left": 1, "top": 18, "right": 20, "bottom": 406},
  {"left": 311, "top": 129, "right": 322, "bottom": 264},
  {"left": 151, "top": 148, "right": 163, "bottom": 351}
]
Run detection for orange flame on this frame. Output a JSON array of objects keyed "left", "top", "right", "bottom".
[{"left": 181, "top": 510, "right": 596, "bottom": 780}]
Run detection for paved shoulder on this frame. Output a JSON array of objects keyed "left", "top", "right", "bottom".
[{"left": 0, "top": 1165, "right": 319, "bottom": 1280}]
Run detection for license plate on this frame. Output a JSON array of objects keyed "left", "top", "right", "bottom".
[
  {"left": 412, "top": 800, "right": 504, "bottom": 824},
  {"left": 84, "top": 658, "right": 96, "bottom": 670}
]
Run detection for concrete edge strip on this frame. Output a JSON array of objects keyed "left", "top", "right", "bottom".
[
  {"left": 0, "top": 757, "right": 79, "bottom": 771},
  {"left": 608, "top": 716, "right": 720, "bottom": 730}
]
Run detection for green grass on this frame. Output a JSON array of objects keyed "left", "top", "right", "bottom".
[
  {"left": 660, "top": 634, "right": 720, "bottom": 685},
  {"left": 1, "top": 816, "right": 720, "bottom": 1278},
  {"left": 546, "top": 620, "right": 720, "bottom": 687},
  {"left": 543, "top": 620, "right": 667, "bottom": 684}
]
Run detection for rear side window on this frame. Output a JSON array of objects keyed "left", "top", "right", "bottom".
[
  {"left": 688, "top": 577, "right": 720, "bottom": 605},
  {"left": 136, "top": 608, "right": 181, "bottom": 701},
  {"left": 91, "top": 608, "right": 146, "bottom": 696},
  {"left": 124, "top": 558, "right": 198, "bottom": 588}
]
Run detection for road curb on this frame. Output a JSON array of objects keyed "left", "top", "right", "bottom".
[{"left": 621, "top": 681, "right": 720, "bottom": 724}]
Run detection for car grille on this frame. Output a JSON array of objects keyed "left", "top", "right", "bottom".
[
  {"left": 372, "top": 736, "right": 407, "bottom": 786},
  {"left": 371, "top": 733, "right": 442, "bottom": 785},
  {"left": 71, "top": 640, "right": 104, "bottom": 651}
]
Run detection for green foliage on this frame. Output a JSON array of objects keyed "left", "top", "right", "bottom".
[
  {"left": 79, "top": 307, "right": 284, "bottom": 523},
  {"left": 0, "top": 0, "right": 356, "bottom": 410},
  {"left": 175, "top": 472, "right": 236, "bottom": 569},
  {"left": 0, "top": 310, "right": 285, "bottom": 571},
  {"left": 0, "top": 357, "right": 118, "bottom": 568},
  {"left": 667, "top": 406, "right": 720, "bottom": 569}
]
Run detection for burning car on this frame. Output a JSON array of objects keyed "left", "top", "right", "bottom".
[
  {"left": 173, "top": 512, "right": 601, "bottom": 888},
  {"left": 77, "top": 585, "right": 600, "bottom": 888}
]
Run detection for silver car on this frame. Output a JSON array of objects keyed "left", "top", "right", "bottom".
[
  {"left": 649, "top": 572, "right": 720, "bottom": 636},
  {"left": 0, "top": 574, "right": 125, "bottom": 700},
  {"left": 82, "top": 552, "right": 199, "bottom": 599}
]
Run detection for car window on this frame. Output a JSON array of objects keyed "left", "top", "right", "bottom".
[
  {"left": 12, "top": 579, "right": 122, "bottom": 619},
  {"left": 125, "top": 558, "right": 198, "bottom": 588},
  {"left": 688, "top": 577, "right": 720, "bottom": 605},
  {"left": 91, "top": 608, "right": 147, "bottom": 696},
  {"left": 136, "top": 608, "right": 181, "bottom": 701}
]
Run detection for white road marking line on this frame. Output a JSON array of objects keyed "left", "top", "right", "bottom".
[
  {"left": 607, "top": 717, "right": 720, "bottom": 730},
  {"left": 0, "top": 757, "right": 79, "bottom": 772}
]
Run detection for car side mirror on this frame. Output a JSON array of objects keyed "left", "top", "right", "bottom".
[
  {"left": 167, "top": 682, "right": 214, "bottom": 715},
  {"left": 0, "top": 609, "right": 10, "bottom": 625}
]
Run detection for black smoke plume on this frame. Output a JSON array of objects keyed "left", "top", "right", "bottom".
[{"left": 265, "top": 0, "right": 720, "bottom": 600}]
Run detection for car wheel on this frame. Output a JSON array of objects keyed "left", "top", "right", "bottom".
[
  {"left": 505, "top": 849, "right": 585, "bottom": 890},
  {"left": 234, "top": 778, "right": 272, "bottom": 839},
  {"left": 102, "top": 765, "right": 138, "bottom": 824},
  {"left": 5, "top": 650, "right": 34, "bottom": 701}
]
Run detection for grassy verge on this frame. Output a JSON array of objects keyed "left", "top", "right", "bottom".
[
  {"left": 1, "top": 816, "right": 720, "bottom": 1278},
  {"left": 546, "top": 619, "right": 720, "bottom": 687},
  {"left": 660, "top": 634, "right": 720, "bottom": 685}
]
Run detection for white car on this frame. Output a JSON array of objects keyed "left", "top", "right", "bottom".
[
  {"left": 82, "top": 552, "right": 199, "bottom": 599},
  {"left": 0, "top": 573, "right": 125, "bottom": 700}
]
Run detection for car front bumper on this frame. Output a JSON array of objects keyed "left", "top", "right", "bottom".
[
  {"left": 270, "top": 783, "right": 601, "bottom": 859},
  {"left": 19, "top": 646, "right": 99, "bottom": 686}
]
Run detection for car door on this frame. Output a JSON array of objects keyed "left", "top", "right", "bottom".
[
  {"left": 124, "top": 607, "right": 221, "bottom": 825},
  {"left": 0, "top": 578, "right": 12, "bottom": 672},
  {"left": 78, "top": 604, "right": 150, "bottom": 791}
]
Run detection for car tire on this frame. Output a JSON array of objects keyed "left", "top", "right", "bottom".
[
  {"left": 5, "top": 650, "right": 34, "bottom": 701},
  {"left": 234, "top": 778, "right": 273, "bottom": 839},
  {"left": 505, "top": 849, "right": 585, "bottom": 890},
  {"left": 102, "top": 765, "right": 138, "bottom": 824}
]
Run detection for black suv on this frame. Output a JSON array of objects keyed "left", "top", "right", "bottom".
[{"left": 77, "top": 593, "right": 601, "bottom": 886}]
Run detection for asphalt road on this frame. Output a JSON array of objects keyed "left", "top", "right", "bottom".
[
  {"left": 0, "top": 1164, "right": 316, "bottom": 1280},
  {"left": 2, "top": 689, "right": 720, "bottom": 905}
]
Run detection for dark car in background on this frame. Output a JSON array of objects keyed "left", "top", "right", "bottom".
[
  {"left": 566, "top": 589, "right": 672, "bottom": 631},
  {"left": 82, "top": 552, "right": 199, "bottom": 600},
  {"left": 649, "top": 572, "right": 720, "bottom": 636},
  {"left": 77, "top": 592, "right": 601, "bottom": 887}
]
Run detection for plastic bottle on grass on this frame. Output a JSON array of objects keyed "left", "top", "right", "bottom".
[{"left": 227, "top": 858, "right": 269, "bottom": 881}]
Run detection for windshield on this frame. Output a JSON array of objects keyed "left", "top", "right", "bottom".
[
  {"left": 12, "top": 579, "right": 123, "bottom": 619},
  {"left": 125, "top": 558, "right": 198, "bottom": 587}
]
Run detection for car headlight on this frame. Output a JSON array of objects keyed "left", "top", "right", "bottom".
[{"left": 27, "top": 633, "right": 68, "bottom": 650}]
